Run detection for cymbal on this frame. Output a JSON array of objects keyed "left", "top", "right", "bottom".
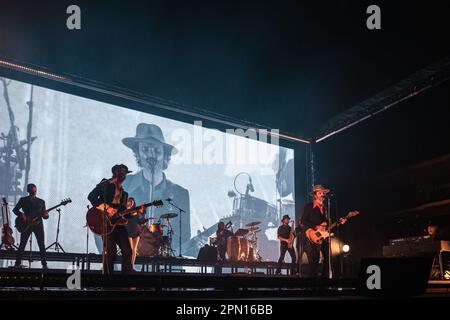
[
  {"left": 160, "top": 213, "right": 178, "bottom": 219},
  {"left": 246, "top": 221, "right": 261, "bottom": 227},
  {"left": 249, "top": 228, "right": 261, "bottom": 233}
]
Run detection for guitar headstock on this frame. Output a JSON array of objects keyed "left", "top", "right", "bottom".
[
  {"left": 152, "top": 200, "right": 164, "bottom": 207},
  {"left": 2, "top": 197, "right": 7, "bottom": 205},
  {"left": 347, "top": 211, "right": 360, "bottom": 218},
  {"left": 61, "top": 198, "right": 72, "bottom": 205}
]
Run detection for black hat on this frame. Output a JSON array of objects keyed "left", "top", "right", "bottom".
[
  {"left": 122, "top": 123, "right": 177, "bottom": 155},
  {"left": 111, "top": 164, "right": 132, "bottom": 174},
  {"left": 282, "top": 214, "right": 291, "bottom": 221}
]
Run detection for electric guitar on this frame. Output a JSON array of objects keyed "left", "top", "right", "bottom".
[
  {"left": 1, "top": 198, "right": 15, "bottom": 247},
  {"left": 86, "top": 200, "right": 163, "bottom": 235},
  {"left": 15, "top": 198, "right": 72, "bottom": 233},
  {"left": 306, "top": 211, "right": 359, "bottom": 245}
]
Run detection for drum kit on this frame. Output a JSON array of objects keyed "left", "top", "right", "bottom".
[
  {"left": 226, "top": 220, "right": 263, "bottom": 262},
  {"left": 137, "top": 212, "right": 178, "bottom": 258}
]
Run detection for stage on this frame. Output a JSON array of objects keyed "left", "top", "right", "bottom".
[
  {"left": 0, "top": 249, "right": 299, "bottom": 274},
  {"left": 0, "top": 268, "right": 449, "bottom": 300},
  {"left": 1, "top": 250, "right": 449, "bottom": 300}
]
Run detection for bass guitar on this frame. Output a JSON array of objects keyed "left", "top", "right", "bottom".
[
  {"left": 1, "top": 198, "right": 15, "bottom": 248},
  {"left": 15, "top": 198, "right": 72, "bottom": 233}
]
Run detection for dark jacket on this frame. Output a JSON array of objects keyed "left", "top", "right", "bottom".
[
  {"left": 122, "top": 171, "right": 191, "bottom": 245},
  {"left": 88, "top": 180, "right": 128, "bottom": 211},
  {"left": 13, "top": 196, "right": 47, "bottom": 221},
  {"left": 300, "top": 202, "right": 328, "bottom": 232}
]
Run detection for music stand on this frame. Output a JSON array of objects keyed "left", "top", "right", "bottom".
[{"left": 46, "top": 208, "right": 65, "bottom": 253}]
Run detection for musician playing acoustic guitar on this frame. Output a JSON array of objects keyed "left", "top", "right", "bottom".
[
  {"left": 275, "top": 214, "right": 298, "bottom": 275},
  {"left": 301, "top": 185, "right": 347, "bottom": 278},
  {"left": 13, "top": 183, "right": 49, "bottom": 269},
  {"left": 88, "top": 164, "right": 133, "bottom": 274}
]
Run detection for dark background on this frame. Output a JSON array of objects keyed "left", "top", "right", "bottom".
[{"left": 1, "top": 0, "right": 450, "bottom": 270}]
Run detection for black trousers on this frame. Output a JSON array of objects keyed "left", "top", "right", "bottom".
[
  {"left": 15, "top": 222, "right": 47, "bottom": 267},
  {"left": 303, "top": 238, "right": 330, "bottom": 278},
  {"left": 217, "top": 244, "right": 227, "bottom": 261},
  {"left": 276, "top": 242, "right": 297, "bottom": 274},
  {"left": 102, "top": 225, "right": 132, "bottom": 274}
]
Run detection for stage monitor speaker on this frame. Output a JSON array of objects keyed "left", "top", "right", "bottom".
[
  {"left": 197, "top": 245, "right": 218, "bottom": 262},
  {"left": 358, "top": 256, "right": 433, "bottom": 297}
]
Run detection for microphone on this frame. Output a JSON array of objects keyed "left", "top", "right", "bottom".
[
  {"left": 248, "top": 177, "right": 255, "bottom": 193},
  {"left": 147, "top": 157, "right": 157, "bottom": 167},
  {"left": 165, "top": 197, "right": 173, "bottom": 202}
]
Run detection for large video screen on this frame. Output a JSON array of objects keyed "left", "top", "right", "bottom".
[{"left": 0, "top": 76, "right": 296, "bottom": 263}]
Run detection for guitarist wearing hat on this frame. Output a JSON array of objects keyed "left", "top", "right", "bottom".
[
  {"left": 13, "top": 183, "right": 49, "bottom": 269},
  {"left": 275, "top": 214, "right": 297, "bottom": 275},
  {"left": 88, "top": 164, "right": 133, "bottom": 274},
  {"left": 301, "top": 185, "right": 347, "bottom": 278}
]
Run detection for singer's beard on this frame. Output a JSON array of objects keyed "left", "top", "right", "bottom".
[{"left": 143, "top": 157, "right": 163, "bottom": 172}]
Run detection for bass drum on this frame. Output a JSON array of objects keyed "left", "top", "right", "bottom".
[
  {"left": 227, "top": 236, "right": 249, "bottom": 261},
  {"left": 137, "top": 228, "right": 160, "bottom": 257}
]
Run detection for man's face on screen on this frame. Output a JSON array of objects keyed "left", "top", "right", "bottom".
[{"left": 138, "top": 141, "right": 165, "bottom": 172}]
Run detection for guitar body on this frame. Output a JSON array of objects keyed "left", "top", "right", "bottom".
[
  {"left": 86, "top": 207, "right": 118, "bottom": 236},
  {"left": 1, "top": 225, "right": 14, "bottom": 246},
  {"left": 306, "top": 228, "right": 330, "bottom": 245},
  {"left": 14, "top": 215, "right": 28, "bottom": 233}
]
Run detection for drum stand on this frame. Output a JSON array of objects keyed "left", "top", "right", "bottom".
[
  {"left": 167, "top": 199, "right": 185, "bottom": 258},
  {"left": 46, "top": 208, "right": 65, "bottom": 253},
  {"left": 161, "top": 218, "right": 176, "bottom": 258}
]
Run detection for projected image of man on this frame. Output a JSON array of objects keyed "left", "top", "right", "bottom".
[{"left": 122, "top": 123, "right": 191, "bottom": 251}]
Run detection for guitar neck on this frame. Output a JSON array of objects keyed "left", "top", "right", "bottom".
[
  {"left": 328, "top": 212, "right": 355, "bottom": 230},
  {"left": 119, "top": 202, "right": 156, "bottom": 216}
]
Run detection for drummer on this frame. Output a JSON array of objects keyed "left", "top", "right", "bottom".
[
  {"left": 125, "top": 197, "right": 146, "bottom": 265},
  {"left": 216, "top": 222, "right": 233, "bottom": 261}
]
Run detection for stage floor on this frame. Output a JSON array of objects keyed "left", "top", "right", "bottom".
[{"left": 0, "top": 267, "right": 449, "bottom": 300}]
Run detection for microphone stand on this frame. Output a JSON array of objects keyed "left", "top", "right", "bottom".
[
  {"left": 168, "top": 199, "right": 186, "bottom": 258},
  {"left": 46, "top": 208, "right": 65, "bottom": 253},
  {"left": 326, "top": 196, "right": 332, "bottom": 279},
  {"left": 147, "top": 159, "right": 157, "bottom": 223},
  {"left": 86, "top": 205, "right": 90, "bottom": 257}
]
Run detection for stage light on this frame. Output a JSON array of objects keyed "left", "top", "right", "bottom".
[
  {"left": 342, "top": 244, "right": 350, "bottom": 253},
  {"left": 0, "top": 59, "right": 68, "bottom": 80}
]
